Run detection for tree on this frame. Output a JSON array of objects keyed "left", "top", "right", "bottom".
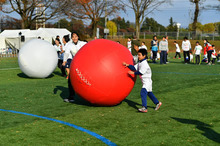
[
  {"left": 54, "top": 18, "right": 71, "bottom": 30},
  {"left": 188, "top": 22, "right": 203, "bottom": 31},
  {"left": 189, "top": 0, "right": 205, "bottom": 38},
  {"left": 141, "top": 17, "right": 166, "bottom": 32},
  {"left": 63, "top": 0, "right": 124, "bottom": 37},
  {"left": 0, "top": 0, "right": 6, "bottom": 10},
  {"left": 106, "top": 20, "right": 117, "bottom": 37},
  {"left": 203, "top": 23, "right": 215, "bottom": 32},
  {"left": 1, "top": 0, "right": 63, "bottom": 29},
  {"left": 111, "top": 17, "right": 129, "bottom": 30},
  {"left": 167, "top": 17, "right": 177, "bottom": 32},
  {"left": 122, "top": 0, "right": 170, "bottom": 38}
]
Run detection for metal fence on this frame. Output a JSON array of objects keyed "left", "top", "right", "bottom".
[{"left": 115, "top": 31, "right": 220, "bottom": 41}]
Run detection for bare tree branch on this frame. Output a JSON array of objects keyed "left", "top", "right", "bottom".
[
  {"left": 62, "top": 0, "right": 124, "bottom": 37},
  {"left": 1, "top": 0, "right": 65, "bottom": 29},
  {"left": 121, "top": 0, "right": 170, "bottom": 39}
]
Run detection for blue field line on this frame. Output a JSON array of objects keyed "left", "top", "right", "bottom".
[
  {"left": 153, "top": 71, "right": 220, "bottom": 76},
  {"left": 0, "top": 109, "right": 117, "bottom": 146}
]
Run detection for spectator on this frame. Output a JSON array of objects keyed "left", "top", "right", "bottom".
[
  {"left": 151, "top": 35, "right": 159, "bottom": 63},
  {"left": 193, "top": 41, "right": 202, "bottom": 65},
  {"left": 131, "top": 35, "right": 140, "bottom": 63},
  {"left": 159, "top": 36, "right": 168, "bottom": 64},
  {"left": 212, "top": 45, "right": 217, "bottom": 65},
  {"left": 173, "top": 41, "right": 181, "bottom": 59},
  {"left": 165, "top": 35, "right": 169, "bottom": 63},
  {"left": 54, "top": 38, "right": 66, "bottom": 76},
  {"left": 182, "top": 37, "right": 191, "bottom": 64},
  {"left": 204, "top": 39, "right": 213, "bottom": 65},
  {"left": 127, "top": 37, "right": 132, "bottom": 53}
]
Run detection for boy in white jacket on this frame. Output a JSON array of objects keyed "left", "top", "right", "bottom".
[{"left": 123, "top": 49, "right": 162, "bottom": 113}]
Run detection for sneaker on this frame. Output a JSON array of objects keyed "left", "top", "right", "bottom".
[
  {"left": 63, "top": 99, "right": 74, "bottom": 103},
  {"left": 68, "top": 99, "right": 75, "bottom": 103},
  {"left": 138, "top": 107, "right": 148, "bottom": 113},
  {"left": 155, "top": 102, "right": 162, "bottom": 110},
  {"left": 63, "top": 99, "right": 69, "bottom": 102}
]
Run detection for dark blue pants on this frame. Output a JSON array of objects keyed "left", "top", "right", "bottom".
[
  {"left": 160, "top": 51, "right": 167, "bottom": 64},
  {"left": 140, "top": 88, "right": 159, "bottom": 109}
]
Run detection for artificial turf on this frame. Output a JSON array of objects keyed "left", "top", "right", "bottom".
[{"left": 0, "top": 56, "right": 220, "bottom": 145}]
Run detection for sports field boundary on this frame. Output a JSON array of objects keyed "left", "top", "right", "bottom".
[{"left": 0, "top": 109, "right": 117, "bottom": 146}]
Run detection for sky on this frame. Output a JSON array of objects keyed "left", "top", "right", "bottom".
[
  {"left": 2, "top": 0, "right": 220, "bottom": 28},
  {"left": 118, "top": 0, "right": 220, "bottom": 28}
]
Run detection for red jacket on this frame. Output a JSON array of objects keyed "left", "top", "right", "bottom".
[{"left": 204, "top": 43, "right": 213, "bottom": 52}]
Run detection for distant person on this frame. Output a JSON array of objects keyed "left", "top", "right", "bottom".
[
  {"left": 203, "top": 39, "right": 213, "bottom": 65},
  {"left": 54, "top": 38, "right": 66, "bottom": 76},
  {"left": 127, "top": 37, "right": 132, "bottom": 53},
  {"left": 217, "top": 49, "right": 220, "bottom": 62},
  {"left": 173, "top": 41, "right": 181, "bottom": 59},
  {"left": 139, "top": 41, "right": 148, "bottom": 59},
  {"left": 165, "top": 35, "right": 169, "bottom": 63},
  {"left": 182, "top": 37, "right": 191, "bottom": 64},
  {"left": 212, "top": 45, "right": 217, "bottom": 65},
  {"left": 123, "top": 49, "right": 162, "bottom": 113},
  {"left": 131, "top": 35, "right": 140, "bottom": 63},
  {"left": 63, "top": 32, "right": 87, "bottom": 103},
  {"left": 62, "top": 35, "right": 72, "bottom": 79},
  {"left": 139, "top": 42, "right": 147, "bottom": 50},
  {"left": 38, "top": 36, "right": 41, "bottom": 39},
  {"left": 151, "top": 35, "right": 159, "bottom": 63},
  {"left": 117, "top": 41, "right": 120, "bottom": 44},
  {"left": 56, "top": 35, "right": 60, "bottom": 40},
  {"left": 189, "top": 52, "right": 193, "bottom": 63},
  {"left": 193, "top": 41, "right": 202, "bottom": 65},
  {"left": 94, "top": 36, "right": 97, "bottom": 40},
  {"left": 159, "top": 36, "right": 168, "bottom": 64}
]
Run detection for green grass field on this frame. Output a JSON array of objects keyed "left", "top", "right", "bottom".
[{"left": 0, "top": 55, "right": 220, "bottom": 145}]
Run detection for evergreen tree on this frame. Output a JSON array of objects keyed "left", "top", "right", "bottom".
[{"left": 141, "top": 17, "right": 166, "bottom": 32}]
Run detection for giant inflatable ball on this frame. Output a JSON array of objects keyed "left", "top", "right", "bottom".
[
  {"left": 18, "top": 39, "right": 58, "bottom": 78},
  {"left": 70, "top": 39, "right": 136, "bottom": 106}
]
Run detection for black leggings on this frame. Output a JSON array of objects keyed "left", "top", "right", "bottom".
[
  {"left": 207, "top": 50, "right": 213, "bottom": 63},
  {"left": 152, "top": 51, "right": 157, "bottom": 63},
  {"left": 195, "top": 55, "right": 200, "bottom": 64},
  {"left": 175, "top": 52, "right": 181, "bottom": 58},
  {"left": 58, "top": 59, "right": 66, "bottom": 76},
  {"left": 68, "top": 75, "right": 75, "bottom": 100},
  {"left": 183, "top": 51, "right": 190, "bottom": 63}
]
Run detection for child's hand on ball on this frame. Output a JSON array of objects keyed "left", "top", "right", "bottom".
[
  {"left": 128, "top": 71, "right": 134, "bottom": 75},
  {"left": 122, "top": 62, "right": 128, "bottom": 67}
]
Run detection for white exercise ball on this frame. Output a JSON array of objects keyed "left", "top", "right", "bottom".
[{"left": 18, "top": 39, "right": 58, "bottom": 78}]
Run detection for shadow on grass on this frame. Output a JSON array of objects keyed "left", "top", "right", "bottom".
[
  {"left": 17, "top": 73, "right": 54, "bottom": 79},
  {"left": 53, "top": 86, "right": 91, "bottom": 106},
  {"left": 171, "top": 117, "right": 220, "bottom": 143},
  {"left": 53, "top": 71, "right": 64, "bottom": 77},
  {"left": 124, "top": 99, "right": 154, "bottom": 110}
]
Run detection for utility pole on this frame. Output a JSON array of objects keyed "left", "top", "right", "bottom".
[{"left": 104, "top": 0, "right": 107, "bottom": 38}]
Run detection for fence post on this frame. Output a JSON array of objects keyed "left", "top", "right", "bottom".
[
  {"left": 212, "top": 32, "right": 214, "bottom": 41},
  {"left": 200, "top": 32, "right": 202, "bottom": 40},
  {"left": 188, "top": 32, "right": 190, "bottom": 40},
  {"left": 144, "top": 32, "right": 145, "bottom": 39}
]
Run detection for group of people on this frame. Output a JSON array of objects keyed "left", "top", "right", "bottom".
[
  {"left": 127, "top": 36, "right": 219, "bottom": 65},
  {"left": 53, "top": 32, "right": 87, "bottom": 103},
  {"left": 173, "top": 38, "right": 218, "bottom": 65}
]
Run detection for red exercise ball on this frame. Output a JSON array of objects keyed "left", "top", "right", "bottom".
[{"left": 70, "top": 39, "right": 136, "bottom": 106}]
